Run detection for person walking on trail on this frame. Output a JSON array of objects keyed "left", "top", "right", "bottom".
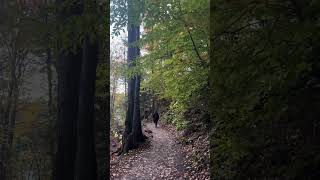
[{"left": 152, "top": 111, "right": 159, "bottom": 128}]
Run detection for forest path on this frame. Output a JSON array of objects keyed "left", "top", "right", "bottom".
[{"left": 110, "top": 122, "right": 187, "bottom": 180}]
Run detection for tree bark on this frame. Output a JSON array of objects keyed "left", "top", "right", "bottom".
[
  {"left": 121, "top": 0, "right": 144, "bottom": 153},
  {"left": 74, "top": 36, "right": 98, "bottom": 180},
  {"left": 111, "top": 73, "right": 117, "bottom": 125},
  {"left": 53, "top": 0, "right": 83, "bottom": 179},
  {"left": 47, "top": 42, "right": 55, "bottom": 180},
  {"left": 132, "top": 75, "right": 144, "bottom": 145},
  {"left": 122, "top": 23, "right": 137, "bottom": 153},
  {"left": 122, "top": 75, "right": 135, "bottom": 152},
  {"left": 54, "top": 50, "right": 82, "bottom": 180},
  {"left": 44, "top": 5, "right": 55, "bottom": 176}
]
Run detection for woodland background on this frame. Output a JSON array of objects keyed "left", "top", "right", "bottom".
[{"left": 0, "top": 0, "right": 320, "bottom": 180}]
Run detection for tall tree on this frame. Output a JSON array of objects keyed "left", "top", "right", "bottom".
[
  {"left": 54, "top": 46, "right": 82, "bottom": 180},
  {"left": 121, "top": 0, "right": 144, "bottom": 153},
  {"left": 53, "top": 0, "right": 83, "bottom": 179},
  {"left": 74, "top": 35, "right": 98, "bottom": 180},
  {"left": 54, "top": 0, "right": 102, "bottom": 179}
]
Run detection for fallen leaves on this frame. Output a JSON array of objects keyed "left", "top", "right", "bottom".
[{"left": 110, "top": 122, "right": 209, "bottom": 180}]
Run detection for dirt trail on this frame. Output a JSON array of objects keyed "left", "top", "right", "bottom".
[{"left": 110, "top": 122, "right": 187, "bottom": 180}]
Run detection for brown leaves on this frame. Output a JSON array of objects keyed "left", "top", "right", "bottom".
[
  {"left": 110, "top": 122, "right": 209, "bottom": 180},
  {"left": 180, "top": 132, "right": 210, "bottom": 180}
]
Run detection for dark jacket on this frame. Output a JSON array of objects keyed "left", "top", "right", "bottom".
[{"left": 152, "top": 111, "right": 159, "bottom": 122}]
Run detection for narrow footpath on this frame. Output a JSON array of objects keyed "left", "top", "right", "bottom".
[{"left": 110, "top": 122, "right": 188, "bottom": 180}]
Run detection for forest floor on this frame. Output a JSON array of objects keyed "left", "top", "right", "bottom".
[{"left": 110, "top": 121, "right": 209, "bottom": 180}]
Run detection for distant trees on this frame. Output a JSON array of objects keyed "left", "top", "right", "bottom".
[
  {"left": 0, "top": 0, "right": 108, "bottom": 179},
  {"left": 0, "top": 2, "right": 35, "bottom": 179},
  {"left": 110, "top": 50, "right": 126, "bottom": 127},
  {"left": 111, "top": 0, "right": 210, "bottom": 152},
  {"left": 141, "top": 0, "right": 210, "bottom": 130}
]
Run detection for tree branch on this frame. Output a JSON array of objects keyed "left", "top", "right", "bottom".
[{"left": 177, "top": 0, "right": 205, "bottom": 66}]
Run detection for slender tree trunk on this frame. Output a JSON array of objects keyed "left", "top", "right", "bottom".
[
  {"left": 74, "top": 36, "right": 98, "bottom": 180},
  {"left": 151, "top": 64, "right": 155, "bottom": 113},
  {"left": 123, "top": 49, "right": 127, "bottom": 101},
  {"left": 46, "top": 40, "right": 53, "bottom": 146},
  {"left": 46, "top": 46, "right": 55, "bottom": 179},
  {"left": 111, "top": 75, "right": 117, "bottom": 124},
  {"left": 44, "top": 4, "right": 55, "bottom": 176},
  {"left": 124, "top": 61, "right": 127, "bottom": 112},
  {"left": 124, "top": 75, "right": 127, "bottom": 107},
  {"left": 7, "top": 85, "right": 18, "bottom": 146}
]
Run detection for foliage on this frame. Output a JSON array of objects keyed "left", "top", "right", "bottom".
[
  {"left": 10, "top": 101, "right": 53, "bottom": 179},
  {"left": 0, "top": 2, "right": 48, "bottom": 179},
  {"left": 211, "top": 0, "right": 320, "bottom": 179},
  {"left": 1, "top": 0, "right": 109, "bottom": 179},
  {"left": 140, "top": 0, "right": 210, "bottom": 130},
  {"left": 111, "top": 0, "right": 144, "bottom": 36}
]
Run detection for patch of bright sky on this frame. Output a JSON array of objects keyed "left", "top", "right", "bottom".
[
  {"left": 110, "top": 24, "right": 126, "bottom": 94},
  {"left": 110, "top": 22, "right": 147, "bottom": 94}
]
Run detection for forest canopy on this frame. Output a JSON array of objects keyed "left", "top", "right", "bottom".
[
  {"left": 211, "top": 0, "right": 320, "bottom": 179},
  {"left": 1, "top": 0, "right": 320, "bottom": 179}
]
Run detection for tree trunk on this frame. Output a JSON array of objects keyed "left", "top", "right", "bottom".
[
  {"left": 95, "top": 42, "right": 110, "bottom": 180},
  {"left": 121, "top": 24, "right": 137, "bottom": 153},
  {"left": 74, "top": 36, "right": 98, "bottom": 180},
  {"left": 46, "top": 46, "right": 55, "bottom": 180},
  {"left": 133, "top": 26, "right": 144, "bottom": 142},
  {"left": 123, "top": 61, "right": 127, "bottom": 113},
  {"left": 111, "top": 74, "right": 117, "bottom": 125},
  {"left": 44, "top": 6, "right": 55, "bottom": 177},
  {"left": 122, "top": 21, "right": 138, "bottom": 153},
  {"left": 121, "top": 0, "right": 144, "bottom": 153},
  {"left": 54, "top": 50, "right": 82, "bottom": 180},
  {"left": 122, "top": 75, "right": 135, "bottom": 152},
  {"left": 94, "top": 3, "right": 110, "bottom": 179},
  {"left": 132, "top": 75, "right": 144, "bottom": 145},
  {"left": 53, "top": 0, "right": 83, "bottom": 179},
  {"left": 123, "top": 48, "right": 127, "bottom": 102}
]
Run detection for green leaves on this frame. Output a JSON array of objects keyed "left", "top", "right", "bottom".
[
  {"left": 138, "top": 0, "right": 209, "bottom": 130},
  {"left": 50, "top": 0, "right": 104, "bottom": 54},
  {"left": 111, "top": 0, "right": 128, "bottom": 36},
  {"left": 211, "top": 0, "right": 320, "bottom": 179},
  {"left": 111, "top": 0, "right": 144, "bottom": 36}
]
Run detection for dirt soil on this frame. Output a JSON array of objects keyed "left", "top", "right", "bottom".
[{"left": 110, "top": 122, "right": 189, "bottom": 180}]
